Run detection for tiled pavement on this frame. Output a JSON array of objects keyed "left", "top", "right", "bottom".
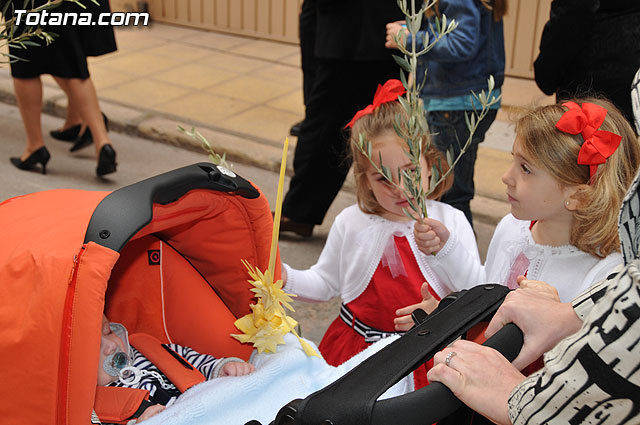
[{"left": 0, "top": 22, "right": 555, "bottom": 224}]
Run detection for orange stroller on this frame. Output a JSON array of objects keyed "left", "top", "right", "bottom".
[{"left": 0, "top": 163, "right": 280, "bottom": 425}]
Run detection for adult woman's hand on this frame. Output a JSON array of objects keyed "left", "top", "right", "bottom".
[
  {"left": 485, "top": 278, "right": 581, "bottom": 370},
  {"left": 427, "top": 340, "right": 525, "bottom": 425}
]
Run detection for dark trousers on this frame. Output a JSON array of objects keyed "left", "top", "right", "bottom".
[
  {"left": 427, "top": 109, "right": 498, "bottom": 228},
  {"left": 299, "top": 0, "right": 317, "bottom": 105},
  {"left": 283, "top": 58, "right": 399, "bottom": 225}
]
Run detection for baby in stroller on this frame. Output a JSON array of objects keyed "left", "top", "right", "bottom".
[{"left": 98, "top": 314, "right": 255, "bottom": 424}]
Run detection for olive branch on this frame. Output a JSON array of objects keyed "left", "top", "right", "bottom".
[
  {"left": 178, "top": 125, "right": 232, "bottom": 170},
  {"left": 353, "top": 0, "right": 501, "bottom": 221},
  {"left": 1, "top": 0, "right": 97, "bottom": 63}
]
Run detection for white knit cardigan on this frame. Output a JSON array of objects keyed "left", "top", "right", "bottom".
[
  {"left": 423, "top": 213, "right": 623, "bottom": 302},
  {"left": 283, "top": 202, "right": 479, "bottom": 303}
]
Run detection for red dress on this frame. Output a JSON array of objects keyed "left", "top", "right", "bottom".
[{"left": 319, "top": 235, "right": 440, "bottom": 387}]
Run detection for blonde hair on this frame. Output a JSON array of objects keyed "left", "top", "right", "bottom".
[
  {"left": 349, "top": 101, "right": 453, "bottom": 216},
  {"left": 516, "top": 97, "right": 640, "bottom": 258}
]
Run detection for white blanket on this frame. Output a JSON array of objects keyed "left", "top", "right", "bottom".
[{"left": 142, "top": 334, "right": 413, "bottom": 425}]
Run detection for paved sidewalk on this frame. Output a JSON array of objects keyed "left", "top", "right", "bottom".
[{"left": 0, "top": 22, "right": 554, "bottom": 225}]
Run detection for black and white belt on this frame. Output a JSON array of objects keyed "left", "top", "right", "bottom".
[{"left": 339, "top": 303, "right": 399, "bottom": 343}]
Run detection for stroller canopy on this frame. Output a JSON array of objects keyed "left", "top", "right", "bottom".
[{"left": 0, "top": 163, "right": 278, "bottom": 425}]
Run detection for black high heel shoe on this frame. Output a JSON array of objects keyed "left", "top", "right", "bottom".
[
  {"left": 96, "top": 144, "right": 117, "bottom": 177},
  {"left": 50, "top": 123, "right": 82, "bottom": 141},
  {"left": 10, "top": 146, "right": 51, "bottom": 174},
  {"left": 69, "top": 113, "right": 109, "bottom": 152},
  {"left": 69, "top": 126, "right": 92, "bottom": 152}
]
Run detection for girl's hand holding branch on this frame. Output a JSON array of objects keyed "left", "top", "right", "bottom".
[{"left": 414, "top": 218, "right": 449, "bottom": 255}]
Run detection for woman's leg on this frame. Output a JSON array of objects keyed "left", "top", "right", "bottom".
[
  {"left": 52, "top": 76, "right": 83, "bottom": 130},
  {"left": 58, "top": 76, "right": 111, "bottom": 153},
  {"left": 13, "top": 77, "right": 45, "bottom": 160}
]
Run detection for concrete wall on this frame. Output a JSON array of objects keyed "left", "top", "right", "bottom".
[
  {"left": 146, "top": 0, "right": 302, "bottom": 44},
  {"left": 504, "top": 0, "right": 551, "bottom": 78},
  {"left": 141, "top": 0, "right": 552, "bottom": 79}
]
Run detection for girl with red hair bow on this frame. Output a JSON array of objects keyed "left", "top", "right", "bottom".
[
  {"left": 279, "top": 80, "right": 479, "bottom": 379},
  {"left": 414, "top": 98, "right": 640, "bottom": 305}
]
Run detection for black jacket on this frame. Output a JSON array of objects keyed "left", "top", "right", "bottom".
[
  {"left": 534, "top": 0, "right": 640, "bottom": 122},
  {"left": 314, "top": 0, "right": 404, "bottom": 61}
]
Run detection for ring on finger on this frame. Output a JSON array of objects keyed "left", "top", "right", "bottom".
[{"left": 445, "top": 351, "right": 457, "bottom": 367}]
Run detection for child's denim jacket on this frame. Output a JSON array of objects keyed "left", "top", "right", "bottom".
[{"left": 408, "top": 0, "right": 505, "bottom": 98}]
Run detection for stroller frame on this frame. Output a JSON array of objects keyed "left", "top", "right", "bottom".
[{"left": 270, "top": 284, "right": 523, "bottom": 425}]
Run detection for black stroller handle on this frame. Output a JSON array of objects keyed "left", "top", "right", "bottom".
[
  {"left": 84, "top": 163, "right": 259, "bottom": 252},
  {"left": 369, "top": 322, "right": 523, "bottom": 425},
  {"left": 268, "top": 284, "right": 524, "bottom": 425}
]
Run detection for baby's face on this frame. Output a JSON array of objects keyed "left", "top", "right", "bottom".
[{"left": 97, "top": 315, "right": 127, "bottom": 386}]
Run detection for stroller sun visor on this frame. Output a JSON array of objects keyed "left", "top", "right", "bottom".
[{"left": 0, "top": 163, "right": 278, "bottom": 425}]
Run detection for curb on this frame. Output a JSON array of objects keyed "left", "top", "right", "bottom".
[{"left": 0, "top": 79, "right": 509, "bottom": 226}]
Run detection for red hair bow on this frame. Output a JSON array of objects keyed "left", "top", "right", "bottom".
[
  {"left": 345, "top": 79, "right": 406, "bottom": 128},
  {"left": 555, "top": 101, "right": 622, "bottom": 179}
]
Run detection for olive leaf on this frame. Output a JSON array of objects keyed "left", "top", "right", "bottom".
[
  {"left": 178, "top": 125, "right": 232, "bottom": 169},
  {"left": 354, "top": 0, "right": 501, "bottom": 221},
  {"left": 1, "top": 0, "right": 84, "bottom": 63}
]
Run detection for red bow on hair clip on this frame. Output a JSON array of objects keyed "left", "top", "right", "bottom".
[
  {"left": 555, "top": 101, "right": 622, "bottom": 180},
  {"left": 345, "top": 79, "right": 406, "bottom": 129}
]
